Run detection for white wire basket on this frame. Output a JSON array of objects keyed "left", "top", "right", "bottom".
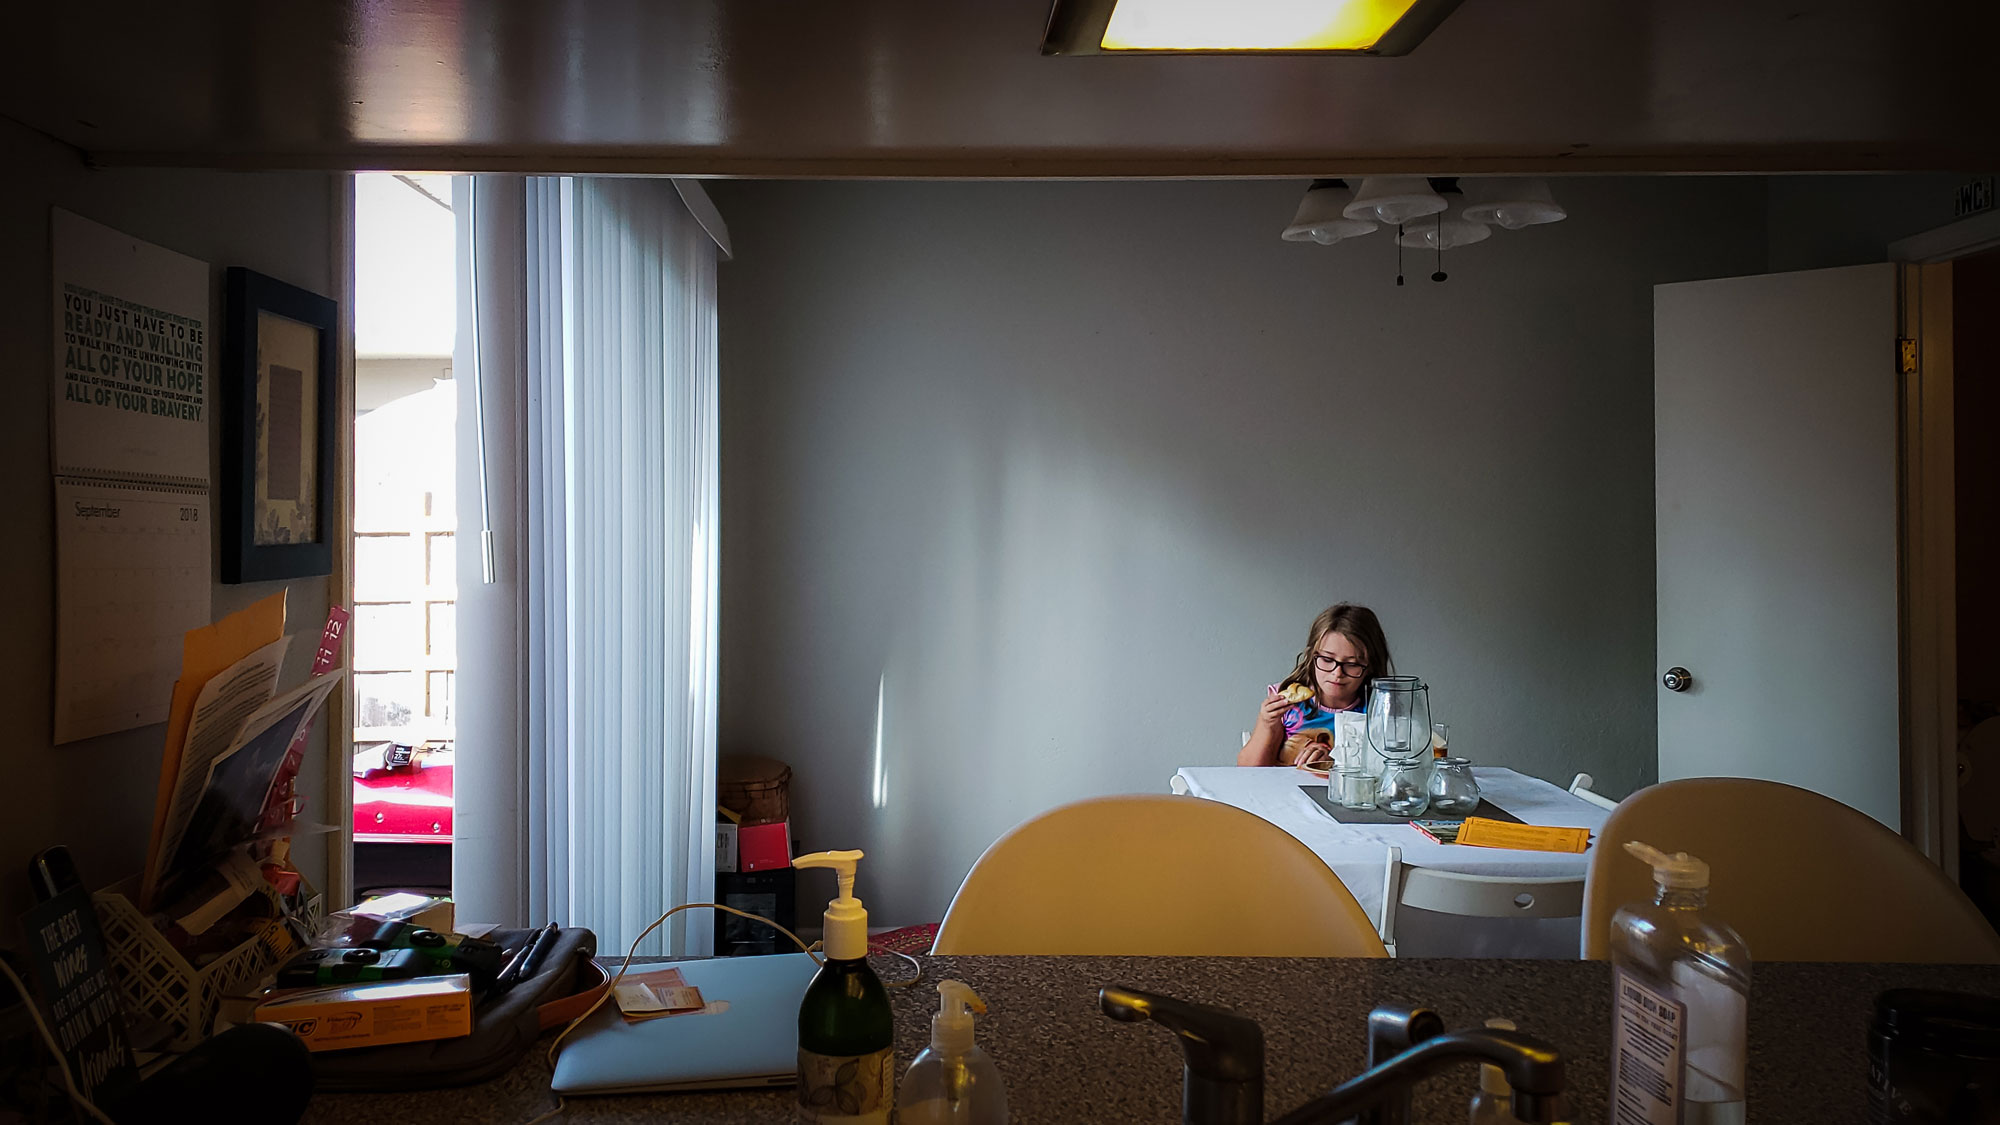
[{"left": 92, "top": 877, "right": 321, "bottom": 1051}]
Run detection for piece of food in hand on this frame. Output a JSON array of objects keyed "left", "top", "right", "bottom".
[{"left": 1279, "top": 683, "right": 1314, "bottom": 704}]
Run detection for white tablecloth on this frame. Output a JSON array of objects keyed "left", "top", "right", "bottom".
[{"left": 1175, "top": 766, "right": 1610, "bottom": 959}]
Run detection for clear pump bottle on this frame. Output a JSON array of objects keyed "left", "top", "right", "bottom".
[
  {"left": 897, "top": 980, "right": 1008, "bottom": 1125},
  {"left": 1608, "top": 841, "right": 1750, "bottom": 1125},
  {"left": 1468, "top": 1018, "right": 1515, "bottom": 1124}
]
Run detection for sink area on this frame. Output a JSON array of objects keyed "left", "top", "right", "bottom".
[{"left": 1102, "top": 985, "right": 1563, "bottom": 1125}]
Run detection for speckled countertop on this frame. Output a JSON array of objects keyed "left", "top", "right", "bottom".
[{"left": 302, "top": 956, "right": 2000, "bottom": 1123}]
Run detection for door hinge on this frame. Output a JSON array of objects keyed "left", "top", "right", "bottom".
[{"left": 1899, "top": 337, "right": 1919, "bottom": 375}]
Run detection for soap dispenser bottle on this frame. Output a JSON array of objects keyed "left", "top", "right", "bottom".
[
  {"left": 897, "top": 980, "right": 1009, "bottom": 1124},
  {"left": 1608, "top": 841, "right": 1750, "bottom": 1125},
  {"left": 1468, "top": 1017, "right": 1515, "bottom": 1124},
  {"left": 793, "top": 850, "right": 894, "bottom": 1124}
]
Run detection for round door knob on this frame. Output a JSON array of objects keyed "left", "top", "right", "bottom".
[{"left": 1662, "top": 667, "right": 1692, "bottom": 693}]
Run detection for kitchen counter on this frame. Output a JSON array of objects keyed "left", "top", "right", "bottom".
[{"left": 302, "top": 955, "right": 2000, "bottom": 1123}]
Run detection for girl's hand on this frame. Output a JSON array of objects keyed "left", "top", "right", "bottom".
[{"left": 1258, "top": 692, "right": 1293, "bottom": 734}]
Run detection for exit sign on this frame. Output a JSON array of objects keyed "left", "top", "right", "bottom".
[{"left": 1954, "top": 176, "right": 1996, "bottom": 218}]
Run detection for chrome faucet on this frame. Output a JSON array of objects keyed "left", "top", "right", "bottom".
[
  {"left": 1100, "top": 989, "right": 1563, "bottom": 1125},
  {"left": 1100, "top": 986, "right": 1264, "bottom": 1125},
  {"left": 1271, "top": 1007, "right": 1564, "bottom": 1125}
]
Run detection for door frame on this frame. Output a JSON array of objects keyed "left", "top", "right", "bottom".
[
  {"left": 1897, "top": 261, "right": 1955, "bottom": 877},
  {"left": 329, "top": 174, "right": 358, "bottom": 909},
  {"left": 1891, "top": 210, "right": 1996, "bottom": 879}
]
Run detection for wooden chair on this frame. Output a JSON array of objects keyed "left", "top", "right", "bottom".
[
  {"left": 1581, "top": 777, "right": 2000, "bottom": 962},
  {"left": 1377, "top": 846, "right": 1585, "bottom": 958},
  {"left": 1568, "top": 772, "right": 1619, "bottom": 811},
  {"left": 933, "top": 795, "right": 1387, "bottom": 957}
]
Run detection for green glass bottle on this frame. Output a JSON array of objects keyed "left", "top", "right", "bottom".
[{"left": 794, "top": 850, "right": 894, "bottom": 1123}]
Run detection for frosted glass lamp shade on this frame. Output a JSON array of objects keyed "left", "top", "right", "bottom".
[
  {"left": 1461, "top": 178, "right": 1567, "bottom": 230},
  {"left": 1282, "top": 183, "right": 1379, "bottom": 244},
  {"left": 1395, "top": 213, "right": 1492, "bottom": 250},
  {"left": 1342, "top": 176, "right": 1448, "bottom": 225}
]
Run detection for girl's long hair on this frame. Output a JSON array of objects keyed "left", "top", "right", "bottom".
[{"left": 1277, "top": 603, "right": 1394, "bottom": 703}]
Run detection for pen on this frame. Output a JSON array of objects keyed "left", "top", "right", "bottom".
[
  {"left": 491, "top": 929, "right": 538, "bottom": 991},
  {"left": 516, "top": 922, "right": 561, "bottom": 981}
]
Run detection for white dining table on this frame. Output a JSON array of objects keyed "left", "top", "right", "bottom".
[{"left": 1174, "top": 766, "right": 1612, "bottom": 959}]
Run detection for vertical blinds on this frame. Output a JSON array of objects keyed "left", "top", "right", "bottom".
[{"left": 457, "top": 175, "right": 718, "bottom": 956}]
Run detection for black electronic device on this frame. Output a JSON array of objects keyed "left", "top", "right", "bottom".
[
  {"left": 275, "top": 946, "right": 427, "bottom": 989},
  {"left": 406, "top": 929, "right": 507, "bottom": 984},
  {"left": 715, "top": 868, "right": 796, "bottom": 956},
  {"left": 28, "top": 845, "right": 81, "bottom": 902}
]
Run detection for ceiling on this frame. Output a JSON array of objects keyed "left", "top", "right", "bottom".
[{"left": 5, "top": 0, "right": 1996, "bottom": 175}]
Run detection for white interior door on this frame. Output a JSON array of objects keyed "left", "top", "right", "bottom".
[{"left": 1655, "top": 263, "right": 1900, "bottom": 828}]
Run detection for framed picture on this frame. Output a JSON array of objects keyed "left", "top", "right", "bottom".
[{"left": 221, "top": 267, "right": 337, "bottom": 583}]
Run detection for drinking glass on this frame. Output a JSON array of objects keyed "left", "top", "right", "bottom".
[
  {"left": 1378, "top": 759, "right": 1431, "bottom": 817},
  {"left": 1427, "top": 756, "right": 1482, "bottom": 814},
  {"left": 1336, "top": 767, "right": 1378, "bottom": 810}
]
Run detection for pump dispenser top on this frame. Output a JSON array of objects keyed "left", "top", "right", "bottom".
[
  {"left": 794, "top": 849, "right": 869, "bottom": 960},
  {"left": 1623, "top": 840, "right": 1709, "bottom": 890},
  {"left": 900, "top": 979, "right": 1009, "bottom": 1124},
  {"left": 932, "top": 980, "right": 987, "bottom": 1055}
]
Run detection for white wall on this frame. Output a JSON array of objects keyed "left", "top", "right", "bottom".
[
  {"left": 711, "top": 177, "right": 1768, "bottom": 926},
  {"left": 0, "top": 118, "right": 338, "bottom": 937}
]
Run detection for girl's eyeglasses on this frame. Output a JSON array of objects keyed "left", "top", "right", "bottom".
[{"left": 1312, "top": 653, "right": 1367, "bottom": 677}]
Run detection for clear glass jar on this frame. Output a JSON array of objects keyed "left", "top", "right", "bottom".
[
  {"left": 1427, "top": 756, "right": 1481, "bottom": 814},
  {"left": 1336, "top": 767, "right": 1378, "bottom": 810},
  {"left": 1378, "top": 759, "right": 1431, "bottom": 817}
]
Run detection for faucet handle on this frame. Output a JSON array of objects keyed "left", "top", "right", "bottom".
[
  {"left": 1101, "top": 986, "right": 1264, "bottom": 1125},
  {"left": 1367, "top": 1006, "right": 1444, "bottom": 1066}
]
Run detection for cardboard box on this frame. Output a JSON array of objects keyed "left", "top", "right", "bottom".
[
  {"left": 738, "top": 820, "right": 792, "bottom": 872},
  {"left": 348, "top": 892, "right": 454, "bottom": 933},
  {"left": 716, "top": 821, "right": 739, "bottom": 874},
  {"left": 253, "top": 973, "right": 472, "bottom": 1052}
]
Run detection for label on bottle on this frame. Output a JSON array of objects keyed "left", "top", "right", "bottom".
[
  {"left": 1611, "top": 968, "right": 1687, "bottom": 1125},
  {"left": 796, "top": 1046, "right": 893, "bottom": 1124}
]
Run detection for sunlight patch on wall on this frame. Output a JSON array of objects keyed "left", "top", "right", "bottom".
[{"left": 871, "top": 672, "right": 889, "bottom": 809}]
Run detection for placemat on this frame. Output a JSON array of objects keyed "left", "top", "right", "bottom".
[{"left": 1299, "top": 784, "right": 1523, "bottom": 826}]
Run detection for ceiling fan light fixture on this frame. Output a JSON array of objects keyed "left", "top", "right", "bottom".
[
  {"left": 1042, "top": 0, "right": 1466, "bottom": 56},
  {"left": 1282, "top": 180, "right": 1379, "bottom": 244},
  {"left": 1342, "top": 176, "right": 1449, "bottom": 226},
  {"left": 1395, "top": 212, "right": 1492, "bottom": 250},
  {"left": 1461, "top": 178, "right": 1568, "bottom": 230}
]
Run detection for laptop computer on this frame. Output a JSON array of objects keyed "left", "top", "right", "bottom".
[{"left": 551, "top": 952, "right": 820, "bottom": 1094}]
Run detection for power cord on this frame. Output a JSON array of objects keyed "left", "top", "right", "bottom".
[
  {"left": 524, "top": 901, "right": 924, "bottom": 1125},
  {"left": 0, "top": 954, "right": 118, "bottom": 1125}
]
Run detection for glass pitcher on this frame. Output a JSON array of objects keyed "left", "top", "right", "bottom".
[{"left": 1365, "top": 676, "right": 1432, "bottom": 761}]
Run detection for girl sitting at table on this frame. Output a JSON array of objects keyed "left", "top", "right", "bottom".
[{"left": 1237, "top": 603, "right": 1394, "bottom": 767}]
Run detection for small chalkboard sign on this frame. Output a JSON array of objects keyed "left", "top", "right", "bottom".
[{"left": 21, "top": 885, "right": 138, "bottom": 1107}]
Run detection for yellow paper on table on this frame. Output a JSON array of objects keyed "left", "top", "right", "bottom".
[{"left": 1454, "top": 817, "right": 1590, "bottom": 854}]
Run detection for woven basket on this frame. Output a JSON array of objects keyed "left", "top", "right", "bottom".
[
  {"left": 718, "top": 755, "right": 793, "bottom": 826},
  {"left": 92, "top": 877, "right": 321, "bottom": 1051}
]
